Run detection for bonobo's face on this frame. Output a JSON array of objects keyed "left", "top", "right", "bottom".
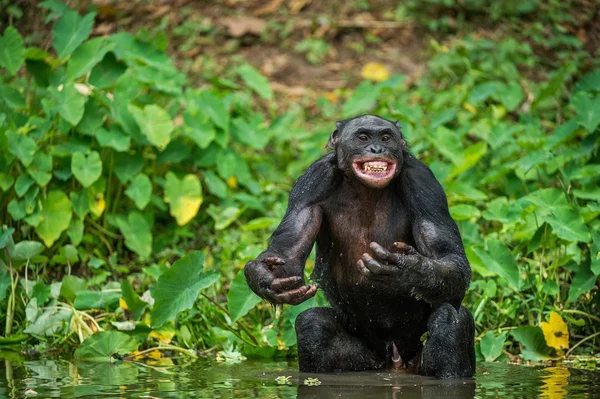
[{"left": 331, "top": 115, "right": 404, "bottom": 189}]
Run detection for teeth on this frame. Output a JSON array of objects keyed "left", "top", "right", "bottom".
[{"left": 363, "top": 162, "right": 388, "bottom": 173}]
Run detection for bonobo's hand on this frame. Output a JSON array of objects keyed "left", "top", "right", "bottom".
[
  {"left": 357, "top": 241, "right": 423, "bottom": 281},
  {"left": 244, "top": 256, "right": 318, "bottom": 305}
]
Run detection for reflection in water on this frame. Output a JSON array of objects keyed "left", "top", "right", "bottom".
[{"left": 0, "top": 356, "right": 598, "bottom": 399}]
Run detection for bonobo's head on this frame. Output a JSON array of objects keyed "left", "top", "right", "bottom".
[{"left": 328, "top": 115, "right": 406, "bottom": 189}]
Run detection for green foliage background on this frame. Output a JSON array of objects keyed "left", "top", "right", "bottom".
[{"left": 0, "top": 0, "right": 599, "bottom": 363}]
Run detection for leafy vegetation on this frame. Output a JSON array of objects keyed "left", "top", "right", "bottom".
[{"left": 0, "top": 0, "right": 598, "bottom": 367}]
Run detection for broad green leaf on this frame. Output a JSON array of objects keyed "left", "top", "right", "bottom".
[
  {"left": 74, "top": 330, "right": 139, "bottom": 362},
  {"left": 480, "top": 331, "right": 507, "bottom": 362},
  {"left": 14, "top": 173, "right": 35, "bottom": 197},
  {"left": 35, "top": 190, "right": 72, "bottom": 247},
  {"left": 231, "top": 115, "right": 270, "bottom": 150},
  {"left": 95, "top": 127, "right": 131, "bottom": 152},
  {"left": 0, "top": 84, "right": 26, "bottom": 109},
  {"left": 6, "top": 130, "right": 37, "bottom": 167},
  {"left": 164, "top": 172, "right": 203, "bottom": 226},
  {"left": 121, "top": 279, "right": 147, "bottom": 320},
  {"left": 197, "top": 91, "right": 230, "bottom": 132},
  {"left": 150, "top": 251, "right": 219, "bottom": 328},
  {"left": 568, "top": 261, "right": 597, "bottom": 303},
  {"left": 207, "top": 205, "right": 243, "bottom": 230},
  {"left": 511, "top": 326, "right": 551, "bottom": 361},
  {"left": 77, "top": 99, "right": 104, "bottom": 135},
  {"left": 88, "top": 52, "right": 127, "bottom": 88},
  {"left": 573, "top": 187, "right": 600, "bottom": 201},
  {"left": 183, "top": 112, "right": 216, "bottom": 149},
  {"left": 0, "top": 269, "right": 10, "bottom": 301},
  {"left": 0, "top": 27, "right": 25, "bottom": 75},
  {"left": 12, "top": 241, "right": 44, "bottom": 261},
  {"left": 525, "top": 188, "right": 590, "bottom": 243},
  {"left": 574, "top": 69, "right": 600, "bottom": 93},
  {"left": 71, "top": 151, "right": 102, "bottom": 188},
  {"left": 203, "top": 171, "right": 227, "bottom": 199},
  {"left": 0, "top": 172, "right": 15, "bottom": 191},
  {"left": 471, "top": 239, "right": 520, "bottom": 291},
  {"left": 113, "top": 152, "right": 144, "bottom": 183},
  {"left": 52, "top": 10, "right": 96, "bottom": 59},
  {"left": 125, "top": 173, "right": 152, "bottom": 210},
  {"left": 23, "top": 306, "right": 72, "bottom": 337},
  {"left": 342, "top": 81, "right": 382, "bottom": 117},
  {"left": 68, "top": 218, "right": 84, "bottom": 246},
  {"left": 74, "top": 290, "right": 121, "bottom": 310},
  {"left": 129, "top": 104, "right": 173, "bottom": 150},
  {"left": 116, "top": 211, "right": 152, "bottom": 259},
  {"left": 66, "top": 37, "right": 115, "bottom": 81},
  {"left": 449, "top": 204, "right": 480, "bottom": 221},
  {"left": 60, "top": 275, "right": 87, "bottom": 302},
  {"left": 496, "top": 81, "right": 524, "bottom": 111},
  {"left": 27, "top": 152, "right": 53, "bottom": 187},
  {"left": 0, "top": 227, "right": 15, "bottom": 250},
  {"left": 482, "top": 197, "right": 522, "bottom": 224},
  {"left": 237, "top": 64, "right": 273, "bottom": 101},
  {"left": 227, "top": 269, "right": 262, "bottom": 322},
  {"left": 573, "top": 93, "right": 600, "bottom": 133},
  {"left": 591, "top": 231, "right": 600, "bottom": 276},
  {"left": 53, "top": 83, "right": 87, "bottom": 125}
]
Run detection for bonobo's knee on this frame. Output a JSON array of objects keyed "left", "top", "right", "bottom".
[{"left": 295, "top": 307, "right": 337, "bottom": 339}]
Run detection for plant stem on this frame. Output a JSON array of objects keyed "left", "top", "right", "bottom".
[
  {"left": 566, "top": 332, "right": 600, "bottom": 357},
  {"left": 201, "top": 293, "right": 260, "bottom": 346},
  {"left": 4, "top": 248, "right": 15, "bottom": 336}
]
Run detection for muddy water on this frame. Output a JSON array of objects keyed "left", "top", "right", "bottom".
[{"left": 0, "top": 358, "right": 598, "bottom": 398}]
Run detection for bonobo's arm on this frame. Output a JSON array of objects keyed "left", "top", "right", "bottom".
[
  {"left": 358, "top": 157, "right": 471, "bottom": 306},
  {"left": 245, "top": 155, "right": 338, "bottom": 305}
]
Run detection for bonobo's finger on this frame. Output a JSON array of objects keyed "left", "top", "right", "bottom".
[
  {"left": 361, "top": 253, "right": 393, "bottom": 275},
  {"left": 270, "top": 276, "right": 303, "bottom": 292},
  {"left": 274, "top": 285, "right": 316, "bottom": 305},
  {"left": 370, "top": 242, "right": 399, "bottom": 263},
  {"left": 357, "top": 259, "right": 371, "bottom": 276},
  {"left": 394, "top": 242, "right": 418, "bottom": 255},
  {"left": 264, "top": 256, "right": 286, "bottom": 268},
  {"left": 285, "top": 284, "right": 318, "bottom": 305}
]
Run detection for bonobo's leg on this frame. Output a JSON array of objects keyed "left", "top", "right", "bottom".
[
  {"left": 421, "top": 303, "right": 475, "bottom": 379},
  {"left": 296, "top": 308, "right": 384, "bottom": 372}
]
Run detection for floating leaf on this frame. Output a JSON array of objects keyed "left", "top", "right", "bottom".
[
  {"left": 35, "top": 190, "right": 72, "bottom": 247},
  {"left": 150, "top": 251, "right": 219, "bottom": 328},
  {"left": 0, "top": 27, "right": 25, "bottom": 75},
  {"left": 129, "top": 104, "right": 173, "bottom": 150},
  {"left": 74, "top": 330, "right": 139, "bottom": 362},
  {"left": 361, "top": 62, "right": 390, "bottom": 82},
  {"left": 237, "top": 64, "right": 273, "bottom": 101},
  {"left": 164, "top": 172, "right": 203, "bottom": 226},
  {"left": 511, "top": 326, "right": 551, "bottom": 361},
  {"left": 52, "top": 10, "right": 96, "bottom": 59},
  {"left": 227, "top": 269, "right": 262, "bottom": 323},
  {"left": 540, "top": 312, "right": 569, "bottom": 351},
  {"left": 125, "top": 173, "right": 152, "bottom": 210},
  {"left": 71, "top": 151, "right": 102, "bottom": 188},
  {"left": 116, "top": 212, "right": 152, "bottom": 259}
]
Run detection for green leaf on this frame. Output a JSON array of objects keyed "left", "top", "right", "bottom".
[
  {"left": 53, "top": 83, "right": 88, "bottom": 125},
  {"left": 0, "top": 227, "right": 15, "bottom": 250},
  {"left": 591, "top": 231, "right": 600, "bottom": 276},
  {"left": 74, "top": 290, "right": 121, "bottom": 310},
  {"left": 342, "top": 81, "right": 382, "bottom": 117},
  {"left": 568, "top": 261, "right": 597, "bottom": 303},
  {"left": 52, "top": 10, "right": 96, "bottom": 59},
  {"left": 207, "top": 205, "right": 243, "bottom": 230},
  {"left": 71, "top": 151, "right": 102, "bottom": 188},
  {"left": 0, "top": 85, "right": 26, "bottom": 109},
  {"left": 150, "top": 251, "right": 219, "bottom": 328},
  {"left": 227, "top": 269, "right": 262, "bottom": 323},
  {"left": 197, "top": 92, "right": 230, "bottom": 133},
  {"left": 0, "top": 173, "right": 15, "bottom": 191},
  {"left": 0, "top": 27, "right": 25, "bottom": 75},
  {"left": 6, "top": 130, "right": 37, "bottom": 167},
  {"left": 27, "top": 152, "right": 53, "bottom": 187},
  {"left": 68, "top": 218, "right": 84, "bottom": 246},
  {"left": 66, "top": 37, "right": 115, "bottom": 81},
  {"left": 203, "top": 171, "right": 227, "bottom": 199},
  {"left": 449, "top": 204, "right": 480, "bottom": 221},
  {"left": 573, "top": 93, "right": 600, "bottom": 133},
  {"left": 89, "top": 52, "right": 127, "bottom": 88},
  {"left": 14, "top": 173, "right": 35, "bottom": 197},
  {"left": 35, "top": 190, "right": 72, "bottom": 247},
  {"left": 471, "top": 239, "right": 520, "bottom": 291},
  {"left": 129, "top": 104, "right": 174, "bottom": 150},
  {"left": 480, "top": 331, "right": 507, "bottom": 362},
  {"left": 511, "top": 326, "right": 551, "bottom": 361},
  {"left": 113, "top": 152, "right": 144, "bottom": 183},
  {"left": 0, "top": 269, "right": 10, "bottom": 301},
  {"left": 164, "top": 172, "right": 203, "bottom": 226},
  {"left": 183, "top": 112, "right": 216, "bottom": 149},
  {"left": 60, "top": 275, "right": 87, "bottom": 302},
  {"left": 116, "top": 211, "right": 152, "bottom": 259},
  {"left": 125, "top": 173, "right": 152, "bottom": 210},
  {"left": 237, "top": 64, "right": 273, "bottom": 101},
  {"left": 12, "top": 241, "right": 44, "bottom": 261},
  {"left": 74, "top": 330, "right": 139, "bottom": 362},
  {"left": 95, "top": 127, "right": 131, "bottom": 152},
  {"left": 231, "top": 115, "right": 270, "bottom": 150},
  {"left": 121, "top": 279, "right": 147, "bottom": 320}
]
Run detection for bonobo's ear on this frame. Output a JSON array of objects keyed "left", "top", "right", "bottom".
[
  {"left": 327, "top": 121, "right": 343, "bottom": 150},
  {"left": 394, "top": 120, "right": 407, "bottom": 150},
  {"left": 394, "top": 120, "right": 402, "bottom": 131}
]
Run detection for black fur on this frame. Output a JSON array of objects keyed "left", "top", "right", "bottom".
[{"left": 245, "top": 115, "right": 475, "bottom": 378}]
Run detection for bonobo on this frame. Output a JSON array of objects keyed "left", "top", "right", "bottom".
[{"left": 245, "top": 115, "right": 475, "bottom": 378}]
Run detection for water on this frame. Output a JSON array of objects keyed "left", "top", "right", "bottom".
[{"left": 0, "top": 357, "right": 598, "bottom": 398}]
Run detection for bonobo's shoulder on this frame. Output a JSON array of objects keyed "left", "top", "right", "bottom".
[
  {"left": 399, "top": 154, "right": 447, "bottom": 201},
  {"left": 289, "top": 153, "right": 340, "bottom": 207}
]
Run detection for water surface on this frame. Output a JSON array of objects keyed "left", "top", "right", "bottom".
[{"left": 0, "top": 357, "right": 598, "bottom": 398}]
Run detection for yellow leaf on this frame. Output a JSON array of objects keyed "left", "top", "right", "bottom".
[
  {"left": 540, "top": 312, "right": 569, "bottom": 351},
  {"left": 226, "top": 176, "right": 238, "bottom": 189},
  {"left": 361, "top": 62, "right": 390, "bottom": 82},
  {"left": 325, "top": 92, "right": 340, "bottom": 103},
  {"left": 147, "top": 350, "right": 162, "bottom": 360},
  {"left": 149, "top": 328, "right": 175, "bottom": 344},
  {"left": 164, "top": 173, "right": 203, "bottom": 226},
  {"left": 89, "top": 192, "right": 105, "bottom": 217},
  {"left": 119, "top": 297, "right": 128, "bottom": 310},
  {"left": 463, "top": 103, "right": 477, "bottom": 114}
]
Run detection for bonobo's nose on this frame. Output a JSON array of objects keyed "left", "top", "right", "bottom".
[{"left": 368, "top": 145, "right": 384, "bottom": 154}]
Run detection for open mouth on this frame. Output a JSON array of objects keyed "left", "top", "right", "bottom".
[{"left": 352, "top": 159, "right": 397, "bottom": 187}]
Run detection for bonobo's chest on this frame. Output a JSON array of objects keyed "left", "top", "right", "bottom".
[{"left": 321, "top": 183, "right": 414, "bottom": 269}]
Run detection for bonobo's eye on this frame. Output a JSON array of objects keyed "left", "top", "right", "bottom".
[
  {"left": 358, "top": 134, "right": 369, "bottom": 142},
  {"left": 381, "top": 135, "right": 391, "bottom": 142}
]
